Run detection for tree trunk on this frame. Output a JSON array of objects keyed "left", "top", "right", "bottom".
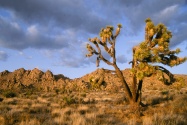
[
  {"left": 129, "top": 46, "right": 144, "bottom": 114},
  {"left": 136, "top": 80, "right": 143, "bottom": 104},
  {"left": 132, "top": 74, "right": 137, "bottom": 102},
  {"left": 113, "top": 64, "right": 133, "bottom": 102},
  {"left": 113, "top": 61, "right": 143, "bottom": 117}
]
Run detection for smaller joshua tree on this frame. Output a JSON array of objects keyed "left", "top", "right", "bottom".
[{"left": 85, "top": 18, "right": 187, "bottom": 108}]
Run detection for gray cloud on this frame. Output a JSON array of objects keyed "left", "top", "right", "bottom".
[
  {"left": 0, "top": 51, "right": 8, "bottom": 61},
  {"left": 116, "top": 55, "right": 128, "bottom": 64},
  {"left": 1, "top": 0, "right": 186, "bottom": 48},
  {"left": 0, "top": 0, "right": 109, "bottom": 33},
  {"left": 53, "top": 49, "right": 91, "bottom": 68},
  {"left": 171, "top": 23, "right": 187, "bottom": 47},
  {"left": 0, "top": 17, "right": 69, "bottom": 50},
  {"left": 0, "top": 0, "right": 111, "bottom": 53},
  {"left": 0, "top": 0, "right": 187, "bottom": 67},
  {"left": 50, "top": 41, "right": 92, "bottom": 67},
  {"left": 97, "top": 0, "right": 187, "bottom": 45}
]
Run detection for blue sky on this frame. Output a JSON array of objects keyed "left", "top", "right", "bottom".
[{"left": 0, "top": 0, "right": 187, "bottom": 78}]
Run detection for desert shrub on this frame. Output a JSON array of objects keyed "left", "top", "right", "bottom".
[
  {"left": 0, "top": 89, "right": 3, "bottom": 94},
  {"left": 54, "top": 88, "right": 60, "bottom": 94},
  {"left": 0, "top": 97, "right": 3, "bottom": 102},
  {"left": 172, "top": 96, "right": 187, "bottom": 114},
  {"left": 63, "top": 96, "right": 76, "bottom": 105},
  {"left": 80, "top": 93, "right": 87, "bottom": 97},
  {"left": 174, "top": 77, "right": 186, "bottom": 90},
  {"left": 24, "top": 90, "right": 34, "bottom": 97},
  {"left": 19, "top": 119, "right": 40, "bottom": 125},
  {"left": 89, "top": 76, "right": 105, "bottom": 90},
  {"left": 150, "top": 95, "right": 173, "bottom": 105},
  {"left": 176, "top": 77, "right": 185, "bottom": 85},
  {"left": 3, "top": 90, "right": 17, "bottom": 98},
  {"left": 160, "top": 90, "right": 169, "bottom": 95},
  {"left": 153, "top": 114, "right": 187, "bottom": 125},
  {"left": 29, "top": 103, "right": 50, "bottom": 114}
]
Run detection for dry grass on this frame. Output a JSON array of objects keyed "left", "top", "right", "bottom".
[{"left": 0, "top": 75, "right": 187, "bottom": 125}]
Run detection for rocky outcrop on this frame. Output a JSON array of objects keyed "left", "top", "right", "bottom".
[
  {"left": 70, "top": 68, "right": 187, "bottom": 92},
  {"left": 0, "top": 68, "right": 186, "bottom": 92},
  {"left": 0, "top": 68, "right": 69, "bottom": 91},
  {"left": 71, "top": 68, "right": 131, "bottom": 91},
  {"left": 0, "top": 68, "right": 129, "bottom": 91}
]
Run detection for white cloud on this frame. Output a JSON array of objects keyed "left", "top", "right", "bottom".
[
  {"left": 18, "top": 51, "right": 24, "bottom": 55},
  {"left": 41, "top": 50, "right": 55, "bottom": 58},
  {"left": 27, "top": 25, "right": 38, "bottom": 37},
  {"left": 18, "top": 51, "right": 32, "bottom": 59},
  {"left": 161, "top": 5, "right": 178, "bottom": 15},
  {"left": 154, "top": 5, "right": 179, "bottom": 22},
  {"left": 0, "top": 51, "right": 8, "bottom": 61},
  {"left": 10, "top": 22, "right": 20, "bottom": 30}
]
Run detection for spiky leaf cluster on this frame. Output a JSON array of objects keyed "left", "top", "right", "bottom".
[
  {"left": 99, "top": 26, "right": 114, "bottom": 43},
  {"left": 86, "top": 24, "right": 122, "bottom": 67},
  {"left": 135, "top": 62, "right": 156, "bottom": 80},
  {"left": 133, "top": 18, "right": 187, "bottom": 81}
]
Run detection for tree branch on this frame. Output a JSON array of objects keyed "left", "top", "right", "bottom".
[
  {"left": 99, "top": 54, "right": 113, "bottom": 66},
  {"left": 94, "top": 41, "right": 113, "bottom": 66},
  {"left": 156, "top": 66, "right": 175, "bottom": 85}
]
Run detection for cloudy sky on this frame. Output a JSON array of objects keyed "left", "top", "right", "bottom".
[{"left": 0, "top": 0, "right": 187, "bottom": 78}]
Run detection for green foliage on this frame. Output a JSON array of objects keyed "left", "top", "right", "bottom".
[
  {"left": 134, "top": 42, "right": 151, "bottom": 61},
  {"left": 161, "top": 90, "right": 169, "bottom": 95},
  {"left": 133, "top": 18, "right": 187, "bottom": 80},
  {"left": 89, "top": 76, "right": 105, "bottom": 89},
  {"left": 175, "top": 48, "right": 181, "bottom": 54},
  {"left": 99, "top": 25, "right": 114, "bottom": 41},
  {"left": 63, "top": 96, "right": 76, "bottom": 105},
  {"left": 135, "top": 62, "right": 156, "bottom": 80},
  {"left": 117, "top": 24, "right": 122, "bottom": 28}
]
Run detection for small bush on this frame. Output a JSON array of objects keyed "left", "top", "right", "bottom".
[
  {"left": 175, "top": 77, "right": 186, "bottom": 90},
  {"left": 0, "top": 97, "right": 3, "bottom": 102},
  {"left": 3, "top": 91, "right": 17, "bottom": 98},
  {"left": 63, "top": 96, "right": 76, "bottom": 105},
  {"left": 55, "top": 89, "right": 60, "bottom": 94},
  {"left": 161, "top": 90, "right": 169, "bottom": 95},
  {"left": 80, "top": 93, "right": 87, "bottom": 97}
]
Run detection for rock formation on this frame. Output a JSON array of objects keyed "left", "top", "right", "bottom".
[
  {"left": 0, "top": 68, "right": 186, "bottom": 92},
  {"left": 0, "top": 68, "right": 69, "bottom": 91}
]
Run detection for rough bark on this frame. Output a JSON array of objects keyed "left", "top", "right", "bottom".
[{"left": 113, "top": 64, "right": 133, "bottom": 102}]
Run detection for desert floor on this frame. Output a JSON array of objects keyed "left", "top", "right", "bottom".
[{"left": 0, "top": 78, "right": 187, "bottom": 125}]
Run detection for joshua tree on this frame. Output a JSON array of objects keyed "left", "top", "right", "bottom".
[{"left": 85, "top": 18, "right": 187, "bottom": 108}]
